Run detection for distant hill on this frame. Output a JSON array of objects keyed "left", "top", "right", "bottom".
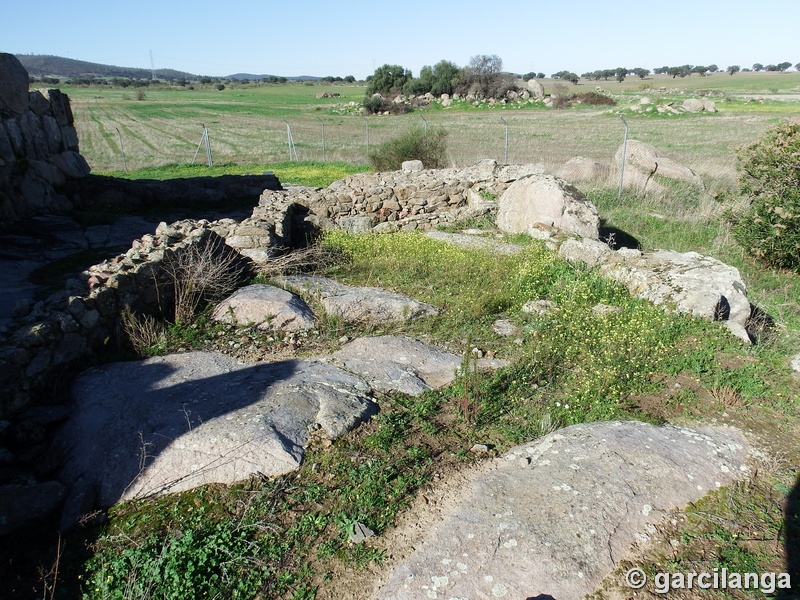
[
  {"left": 226, "top": 73, "right": 321, "bottom": 82},
  {"left": 16, "top": 54, "right": 197, "bottom": 80},
  {"left": 15, "top": 55, "right": 322, "bottom": 82}
]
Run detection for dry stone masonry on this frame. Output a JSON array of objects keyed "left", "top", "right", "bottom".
[
  {"left": 0, "top": 53, "right": 90, "bottom": 223},
  {"left": 255, "top": 160, "right": 545, "bottom": 235}
]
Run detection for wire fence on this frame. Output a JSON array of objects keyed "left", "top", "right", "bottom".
[{"left": 76, "top": 108, "right": 776, "bottom": 182}]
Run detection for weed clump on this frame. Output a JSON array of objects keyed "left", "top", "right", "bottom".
[
  {"left": 731, "top": 120, "right": 800, "bottom": 271},
  {"left": 367, "top": 126, "right": 448, "bottom": 171},
  {"left": 573, "top": 91, "right": 616, "bottom": 106}
]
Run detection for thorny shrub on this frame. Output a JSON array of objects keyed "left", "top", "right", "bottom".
[
  {"left": 732, "top": 120, "right": 800, "bottom": 270},
  {"left": 367, "top": 126, "right": 449, "bottom": 171}
]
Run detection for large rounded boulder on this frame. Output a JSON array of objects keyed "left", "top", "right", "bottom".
[{"left": 496, "top": 174, "right": 601, "bottom": 240}]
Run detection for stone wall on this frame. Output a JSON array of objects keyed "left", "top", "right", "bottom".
[
  {"left": 0, "top": 160, "right": 548, "bottom": 424},
  {"left": 0, "top": 221, "right": 266, "bottom": 534},
  {"left": 0, "top": 53, "right": 90, "bottom": 225},
  {"left": 1, "top": 161, "right": 532, "bottom": 419},
  {"left": 255, "top": 160, "right": 545, "bottom": 235}
]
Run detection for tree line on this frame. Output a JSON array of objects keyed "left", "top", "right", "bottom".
[
  {"left": 567, "top": 62, "right": 798, "bottom": 83},
  {"left": 365, "top": 55, "right": 519, "bottom": 99}
]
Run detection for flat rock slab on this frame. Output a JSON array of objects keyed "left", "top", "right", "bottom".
[
  {"left": 55, "top": 352, "right": 377, "bottom": 513},
  {"left": 211, "top": 284, "right": 317, "bottom": 331},
  {"left": 330, "top": 335, "right": 463, "bottom": 396},
  {"left": 276, "top": 275, "right": 438, "bottom": 325},
  {"left": 377, "top": 420, "right": 749, "bottom": 600},
  {"left": 423, "top": 231, "right": 523, "bottom": 255}
]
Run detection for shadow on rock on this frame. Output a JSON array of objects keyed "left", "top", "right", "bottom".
[{"left": 52, "top": 352, "right": 377, "bottom": 528}]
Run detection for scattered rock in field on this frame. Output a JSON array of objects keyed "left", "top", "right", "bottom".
[
  {"left": 376, "top": 420, "right": 749, "bottom": 599},
  {"left": 492, "top": 319, "right": 517, "bottom": 336},
  {"left": 555, "top": 156, "right": 609, "bottom": 183},
  {"left": 55, "top": 351, "right": 377, "bottom": 522},
  {"left": 275, "top": 275, "right": 438, "bottom": 325},
  {"left": 613, "top": 139, "right": 704, "bottom": 194},
  {"left": 348, "top": 521, "right": 376, "bottom": 543},
  {"left": 330, "top": 335, "right": 462, "bottom": 396},
  {"left": 496, "top": 174, "right": 601, "bottom": 240},
  {"left": 558, "top": 237, "right": 613, "bottom": 267},
  {"left": 470, "top": 443, "right": 490, "bottom": 453},
  {"left": 790, "top": 353, "right": 800, "bottom": 373},
  {"left": 556, "top": 240, "right": 753, "bottom": 341},
  {"left": 527, "top": 78, "right": 545, "bottom": 99},
  {"left": 592, "top": 303, "right": 622, "bottom": 316},
  {"left": 682, "top": 98, "right": 718, "bottom": 113},
  {"left": 211, "top": 284, "right": 316, "bottom": 332},
  {"left": 522, "top": 299, "right": 557, "bottom": 315},
  {"left": 599, "top": 250, "right": 751, "bottom": 330}
]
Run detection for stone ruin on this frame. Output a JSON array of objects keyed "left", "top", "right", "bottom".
[
  {"left": 0, "top": 57, "right": 762, "bottom": 539},
  {"left": 0, "top": 53, "right": 91, "bottom": 223}
]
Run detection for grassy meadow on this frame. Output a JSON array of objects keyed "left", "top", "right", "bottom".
[
  {"left": 7, "top": 72, "right": 800, "bottom": 599},
  {"left": 61, "top": 71, "right": 800, "bottom": 183}
]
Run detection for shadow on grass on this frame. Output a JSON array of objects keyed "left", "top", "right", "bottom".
[{"left": 600, "top": 221, "right": 641, "bottom": 251}]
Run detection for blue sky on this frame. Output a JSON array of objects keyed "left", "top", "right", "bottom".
[{"left": 3, "top": 0, "right": 797, "bottom": 79}]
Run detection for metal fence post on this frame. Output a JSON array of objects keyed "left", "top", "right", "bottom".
[
  {"left": 500, "top": 117, "right": 509, "bottom": 164},
  {"left": 204, "top": 125, "right": 213, "bottom": 167},
  {"left": 360, "top": 115, "right": 369, "bottom": 154},
  {"left": 316, "top": 117, "right": 326, "bottom": 162},
  {"left": 420, "top": 115, "right": 428, "bottom": 133},
  {"left": 283, "top": 120, "right": 298, "bottom": 161},
  {"left": 618, "top": 116, "right": 629, "bottom": 198},
  {"left": 192, "top": 124, "right": 212, "bottom": 166}
]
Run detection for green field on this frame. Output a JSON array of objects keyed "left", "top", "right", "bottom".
[{"left": 59, "top": 72, "right": 800, "bottom": 179}]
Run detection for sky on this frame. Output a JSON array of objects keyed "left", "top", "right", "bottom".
[{"left": 2, "top": 0, "right": 798, "bottom": 79}]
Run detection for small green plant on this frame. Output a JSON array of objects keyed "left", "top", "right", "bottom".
[
  {"left": 121, "top": 307, "right": 167, "bottom": 356},
  {"left": 731, "top": 120, "right": 800, "bottom": 270},
  {"left": 454, "top": 351, "right": 481, "bottom": 424},
  {"left": 367, "top": 125, "right": 448, "bottom": 171}
]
